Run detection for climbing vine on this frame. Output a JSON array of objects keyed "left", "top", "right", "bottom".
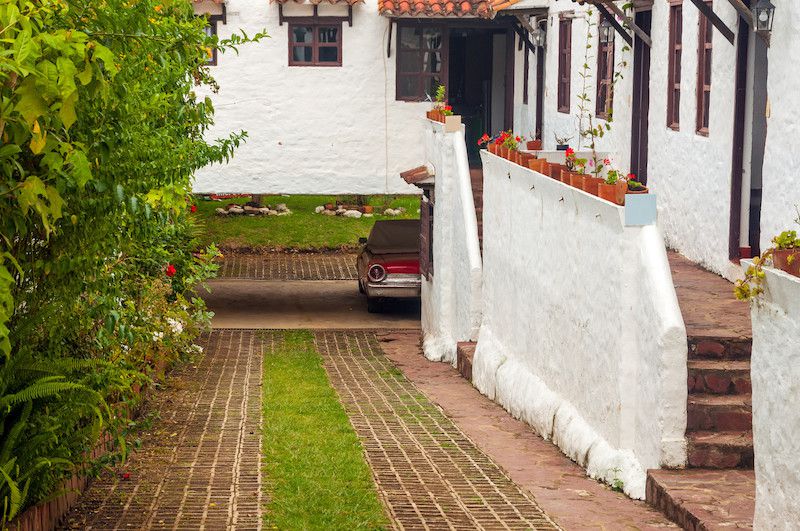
[{"left": 0, "top": 0, "right": 265, "bottom": 521}]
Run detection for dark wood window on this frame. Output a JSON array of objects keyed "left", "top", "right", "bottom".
[
  {"left": 420, "top": 189, "right": 434, "bottom": 280},
  {"left": 201, "top": 15, "right": 223, "bottom": 66},
  {"left": 396, "top": 24, "right": 447, "bottom": 101},
  {"left": 595, "top": 26, "right": 614, "bottom": 119},
  {"left": 557, "top": 18, "right": 572, "bottom": 113},
  {"left": 696, "top": 3, "right": 712, "bottom": 135},
  {"left": 523, "top": 47, "right": 529, "bottom": 105},
  {"left": 667, "top": 1, "right": 682, "bottom": 129},
  {"left": 288, "top": 21, "right": 342, "bottom": 67}
]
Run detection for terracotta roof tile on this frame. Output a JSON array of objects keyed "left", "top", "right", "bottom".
[
  {"left": 400, "top": 166, "right": 433, "bottom": 186},
  {"left": 380, "top": 0, "right": 491, "bottom": 17},
  {"left": 271, "top": 0, "right": 365, "bottom": 4}
]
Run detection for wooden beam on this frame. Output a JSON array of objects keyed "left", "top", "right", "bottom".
[
  {"left": 512, "top": 22, "right": 537, "bottom": 55},
  {"left": 690, "top": 0, "right": 735, "bottom": 44},
  {"left": 595, "top": 0, "right": 652, "bottom": 47},
  {"left": 387, "top": 19, "right": 393, "bottom": 58},
  {"left": 725, "top": 0, "right": 754, "bottom": 26},
  {"left": 515, "top": 14, "right": 536, "bottom": 34},
  {"left": 596, "top": 2, "right": 633, "bottom": 46}
]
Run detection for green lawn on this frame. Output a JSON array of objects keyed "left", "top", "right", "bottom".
[
  {"left": 261, "top": 331, "right": 389, "bottom": 530},
  {"left": 195, "top": 195, "right": 420, "bottom": 251}
]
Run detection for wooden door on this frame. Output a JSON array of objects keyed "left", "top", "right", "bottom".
[{"left": 630, "top": 10, "right": 652, "bottom": 184}]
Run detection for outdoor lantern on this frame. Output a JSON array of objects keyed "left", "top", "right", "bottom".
[
  {"left": 754, "top": 0, "right": 775, "bottom": 33},
  {"left": 532, "top": 26, "right": 546, "bottom": 47},
  {"left": 599, "top": 17, "right": 614, "bottom": 44}
]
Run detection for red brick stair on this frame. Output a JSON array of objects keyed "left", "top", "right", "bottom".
[
  {"left": 645, "top": 253, "right": 755, "bottom": 529},
  {"left": 456, "top": 341, "right": 476, "bottom": 382}
]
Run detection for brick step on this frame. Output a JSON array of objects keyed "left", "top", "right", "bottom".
[
  {"left": 689, "top": 337, "right": 751, "bottom": 361},
  {"left": 646, "top": 469, "right": 754, "bottom": 531},
  {"left": 687, "top": 431, "right": 754, "bottom": 469},
  {"left": 456, "top": 341, "right": 476, "bottom": 382},
  {"left": 687, "top": 394, "right": 751, "bottom": 432},
  {"left": 688, "top": 359, "right": 751, "bottom": 395}
]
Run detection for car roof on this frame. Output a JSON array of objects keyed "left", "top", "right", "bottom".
[{"left": 366, "top": 219, "right": 420, "bottom": 254}]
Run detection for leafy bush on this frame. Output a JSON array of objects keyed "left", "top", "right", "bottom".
[{"left": 0, "top": 0, "right": 263, "bottom": 520}]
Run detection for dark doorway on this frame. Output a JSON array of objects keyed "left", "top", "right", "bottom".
[
  {"left": 630, "top": 10, "right": 652, "bottom": 184},
  {"left": 448, "top": 28, "right": 510, "bottom": 167}
]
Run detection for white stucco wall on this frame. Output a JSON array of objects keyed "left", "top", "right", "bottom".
[
  {"left": 420, "top": 120, "right": 482, "bottom": 364},
  {"left": 472, "top": 151, "right": 687, "bottom": 499},
  {"left": 748, "top": 265, "right": 800, "bottom": 528},
  {"left": 646, "top": 0, "right": 741, "bottom": 280},
  {"left": 192, "top": 0, "right": 424, "bottom": 194},
  {"left": 760, "top": 3, "right": 800, "bottom": 251}
]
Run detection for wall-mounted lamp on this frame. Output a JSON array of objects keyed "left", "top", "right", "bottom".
[
  {"left": 532, "top": 26, "right": 547, "bottom": 47},
  {"left": 754, "top": 0, "right": 775, "bottom": 33},
  {"left": 599, "top": 17, "right": 614, "bottom": 44}
]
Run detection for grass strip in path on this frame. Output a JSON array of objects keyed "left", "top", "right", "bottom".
[{"left": 261, "top": 330, "right": 389, "bottom": 530}]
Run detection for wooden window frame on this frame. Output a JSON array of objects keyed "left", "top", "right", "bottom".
[
  {"left": 696, "top": 1, "right": 712, "bottom": 136},
  {"left": 557, "top": 16, "right": 572, "bottom": 114},
  {"left": 395, "top": 23, "right": 448, "bottom": 102},
  {"left": 666, "top": 1, "right": 682, "bottom": 130},
  {"left": 523, "top": 46, "right": 530, "bottom": 105},
  {"left": 595, "top": 22, "right": 614, "bottom": 120},
  {"left": 287, "top": 18, "right": 344, "bottom": 67},
  {"left": 200, "top": 14, "right": 224, "bottom": 66}
]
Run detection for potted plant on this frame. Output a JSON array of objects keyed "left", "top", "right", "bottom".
[
  {"left": 626, "top": 173, "right": 649, "bottom": 194},
  {"left": 598, "top": 165, "right": 627, "bottom": 205},
  {"left": 527, "top": 138, "right": 543, "bottom": 151},
  {"left": 735, "top": 224, "right": 800, "bottom": 300},
  {"left": 555, "top": 133, "right": 572, "bottom": 151},
  {"left": 566, "top": 148, "right": 587, "bottom": 189},
  {"left": 478, "top": 133, "right": 494, "bottom": 153}
]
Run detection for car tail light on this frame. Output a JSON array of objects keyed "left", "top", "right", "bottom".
[{"left": 368, "top": 264, "right": 386, "bottom": 282}]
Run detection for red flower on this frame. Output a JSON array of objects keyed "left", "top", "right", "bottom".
[
  {"left": 444, "top": 105, "right": 452, "bottom": 112},
  {"left": 627, "top": 173, "right": 637, "bottom": 181},
  {"left": 190, "top": 204, "right": 197, "bottom": 213},
  {"left": 515, "top": 136, "right": 521, "bottom": 142},
  {"left": 565, "top": 147, "right": 575, "bottom": 158},
  {"left": 478, "top": 133, "right": 491, "bottom": 146},
  {"left": 122, "top": 472, "right": 131, "bottom": 480},
  {"left": 603, "top": 158, "right": 611, "bottom": 165},
  {"left": 165, "top": 264, "right": 176, "bottom": 277}
]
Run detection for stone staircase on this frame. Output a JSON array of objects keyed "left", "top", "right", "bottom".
[
  {"left": 646, "top": 252, "right": 755, "bottom": 529},
  {"left": 456, "top": 341, "right": 476, "bottom": 381}
]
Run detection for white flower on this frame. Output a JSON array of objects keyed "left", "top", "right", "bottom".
[
  {"left": 152, "top": 331, "right": 164, "bottom": 342},
  {"left": 191, "top": 344, "right": 203, "bottom": 354},
  {"left": 166, "top": 317, "right": 184, "bottom": 335}
]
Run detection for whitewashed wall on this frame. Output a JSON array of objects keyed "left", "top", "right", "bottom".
[
  {"left": 420, "top": 120, "right": 482, "bottom": 364},
  {"left": 472, "top": 151, "right": 687, "bottom": 499},
  {"left": 748, "top": 265, "right": 800, "bottom": 528},
  {"left": 646, "top": 0, "right": 740, "bottom": 280},
  {"left": 760, "top": 3, "right": 800, "bottom": 250},
  {"left": 192, "top": 0, "right": 423, "bottom": 194}
]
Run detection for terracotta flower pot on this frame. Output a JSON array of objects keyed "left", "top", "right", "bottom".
[
  {"left": 583, "top": 176, "right": 603, "bottom": 196},
  {"left": 526, "top": 139, "right": 543, "bottom": 151},
  {"left": 598, "top": 182, "right": 626, "bottom": 205},
  {"left": 488, "top": 143, "right": 498, "bottom": 154},
  {"left": 499, "top": 146, "right": 509, "bottom": 159},
  {"left": 773, "top": 249, "right": 800, "bottom": 277},
  {"left": 519, "top": 152, "right": 535, "bottom": 167},
  {"left": 559, "top": 168, "right": 571, "bottom": 183},
  {"left": 569, "top": 173, "right": 586, "bottom": 190},
  {"left": 627, "top": 185, "right": 649, "bottom": 195},
  {"left": 426, "top": 110, "right": 434, "bottom": 120},
  {"left": 362, "top": 205, "right": 374, "bottom": 214},
  {"left": 528, "top": 158, "right": 542, "bottom": 172}
]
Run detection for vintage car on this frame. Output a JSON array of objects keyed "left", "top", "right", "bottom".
[{"left": 356, "top": 219, "right": 421, "bottom": 313}]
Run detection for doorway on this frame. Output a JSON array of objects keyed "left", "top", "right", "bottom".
[
  {"left": 630, "top": 10, "right": 652, "bottom": 184},
  {"left": 448, "top": 27, "right": 513, "bottom": 166}
]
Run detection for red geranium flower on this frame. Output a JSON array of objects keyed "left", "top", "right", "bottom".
[
  {"left": 165, "top": 264, "right": 176, "bottom": 277},
  {"left": 122, "top": 472, "right": 131, "bottom": 480},
  {"left": 627, "top": 173, "right": 637, "bottom": 181},
  {"left": 444, "top": 105, "right": 452, "bottom": 112},
  {"left": 190, "top": 204, "right": 197, "bottom": 213},
  {"left": 565, "top": 147, "right": 575, "bottom": 158}
]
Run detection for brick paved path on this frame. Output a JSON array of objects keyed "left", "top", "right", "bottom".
[
  {"left": 218, "top": 252, "right": 357, "bottom": 280},
  {"left": 315, "top": 330, "right": 559, "bottom": 530},
  {"left": 60, "top": 330, "right": 263, "bottom": 530}
]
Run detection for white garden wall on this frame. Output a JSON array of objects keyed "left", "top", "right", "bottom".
[
  {"left": 191, "top": 0, "right": 424, "bottom": 195},
  {"left": 760, "top": 4, "right": 800, "bottom": 250},
  {"left": 473, "top": 151, "right": 687, "bottom": 499},
  {"left": 420, "top": 120, "right": 482, "bottom": 364},
  {"left": 748, "top": 265, "right": 800, "bottom": 528}
]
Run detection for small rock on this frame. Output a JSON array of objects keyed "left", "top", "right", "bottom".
[
  {"left": 229, "top": 207, "right": 244, "bottom": 215},
  {"left": 363, "top": 213, "right": 373, "bottom": 218},
  {"left": 321, "top": 210, "right": 336, "bottom": 216},
  {"left": 277, "top": 211, "right": 291, "bottom": 216},
  {"left": 344, "top": 210, "right": 363, "bottom": 218},
  {"left": 243, "top": 205, "right": 259, "bottom": 214},
  {"left": 398, "top": 207, "right": 407, "bottom": 213},
  {"left": 314, "top": 206, "right": 325, "bottom": 214},
  {"left": 275, "top": 203, "right": 289, "bottom": 213},
  {"left": 215, "top": 208, "right": 229, "bottom": 216},
  {"left": 335, "top": 209, "right": 346, "bottom": 216},
  {"left": 257, "top": 207, "right": 271, "bottom": 215},
  {"left": 267, "top": 210, "right": 278, "bottom": 216},
  {"left": 383, "top": 208, "right": 398, "bottom": 216}
]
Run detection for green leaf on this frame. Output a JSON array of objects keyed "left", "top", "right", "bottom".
[
  {"left": 67, "top": 150, "right": 91, "bottom": 187},
  {"left": 15, "top": 81, "right": 47, "bottom": 125},
  {"left": 59, "top": 91, "right": 78, "bottom": 130}
]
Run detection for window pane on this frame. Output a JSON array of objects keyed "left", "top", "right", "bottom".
[
  {"left": 319, "top": 27, "right": 338, "bottom": 44},
  {"left": 398, "top": 75, "right": 418, "bottom": 98},
  {"left": 423, "top": 51, "right": 442, "bottom": 73},
  {"left": 422, "top": 28, "right": 443, "bottom": 50},
  {"left": 424, "top": 75, "right": 442, "bottom": 99},
  {"left": 398, "top": 51, "right": 420, "bottom": 73},
  {"left": 319, "top": 46, "right": 338, "bottom": 63},
  {"left": 292, "top": 46, "right": 312, "bottom": 62},
  {"left": 203, "top": 24, "right": 214, "bottom": 38},
  {"left": 292, "top": 26, "right": 313, "bottom": 44},
  {"left": 399, "top": 27, "right": 421, "bottom": 50},
  {"left": 703, "top": 91, "right": 710, "bottom": 128},
  {"left": 704, "top": 50, "right": 712, "bottom": 83}
]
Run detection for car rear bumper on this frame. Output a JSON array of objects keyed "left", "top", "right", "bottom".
[{"left": 366, "top": 274, "right": 421, "bottom": 299}]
